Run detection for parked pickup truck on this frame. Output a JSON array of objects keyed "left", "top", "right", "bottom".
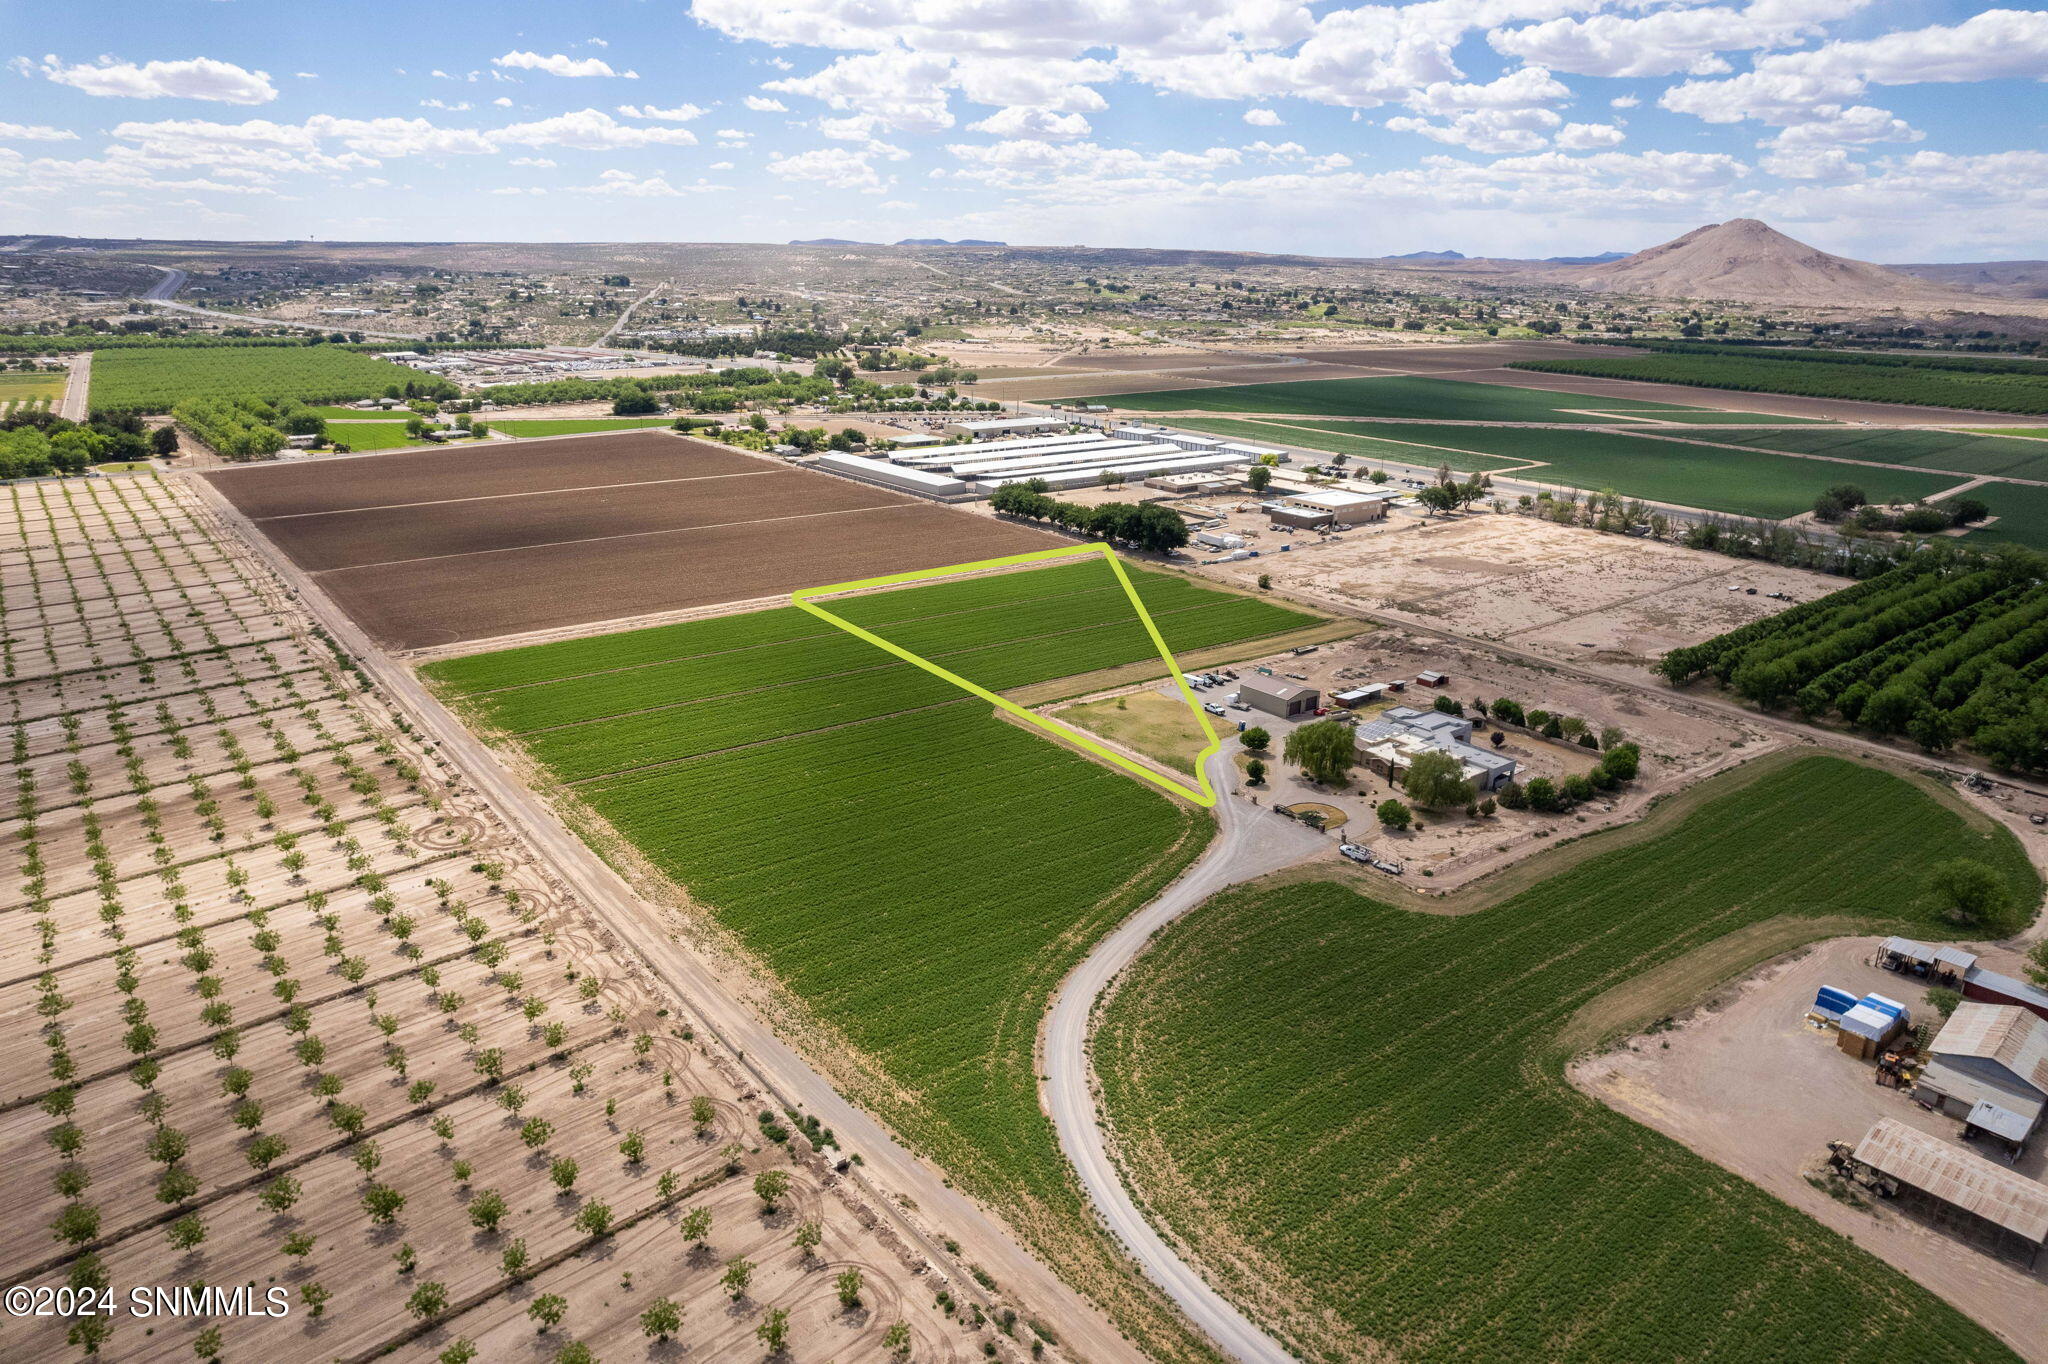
[{"left": 1339, "top": 843, "right": 1373, "bottom": 865}]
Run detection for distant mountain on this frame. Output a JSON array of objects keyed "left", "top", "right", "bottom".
[
  {"left": 1386, "top": 249, "right": 1466, "bottom": 261},
  {"left": 1557, "top": 219, "right": 1981, "bottom": 308},
  {"left": 894, "top": 238, "right": 1007, "bottom": 246},
  {"left": 1542, "top": 251, "right": 1628, "bottom": 265},
  {"left": 1889, "top": 260, "right": 2048, "bottom": 301},
  {"left": 788, "top": 238, "right": 872, "bottom": 246}
]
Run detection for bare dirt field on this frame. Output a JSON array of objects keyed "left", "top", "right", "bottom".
[
  {"left": 1574, "top": 935, "right": 2048, "bottom": 1361},
  {"left": 204, "top": 431, "right": 1060, "bottom": 650},
  {"left": 0, "top": 475, "right": 979, "bottom": 1364},
  {"left": 1199, "top": 512, "right": 1838, "bottom": 678}
]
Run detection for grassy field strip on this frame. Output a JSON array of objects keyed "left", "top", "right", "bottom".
[
  {"left": 1692, "top": 427, "right": 2048, "bottom": 483},
  {"left": 1096, "top": 755, "right": 2037, "bottom": 1363},
  {"left": 495, "top": 418, "right": 677, "bottom": 437},
  {"left": 1065, "top": 374, "right": 1732, "bottom": 423}
]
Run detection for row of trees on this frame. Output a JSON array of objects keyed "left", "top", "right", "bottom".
[
  {"left": 0, "top": 408, "right": 166, "bottom": 477},
  {"left": 1811, "top": 482, "right": 1988, "bottom": 533},
  {"left": 1660, "top": 551, "right": 2048, "bottom": 767},
  {"left": 989, "top": 481, "right": 1192, "bottom": 553}
]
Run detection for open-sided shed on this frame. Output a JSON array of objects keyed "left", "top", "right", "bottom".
[{"left": 1851, "top": 1118, "right": 2048, "bottom": 1263}]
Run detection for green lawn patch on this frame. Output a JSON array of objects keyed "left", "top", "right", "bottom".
[
  {"left": 1976, "top": 427, "right": 2048, "bottom": 441},
  {"left": 1097, "top": 754, "right": 2036, "bottom": 1363}
]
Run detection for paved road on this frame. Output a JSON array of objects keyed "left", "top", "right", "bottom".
[
  {"left": 144, "top": 266, "right": 187, "bottom": 301},
  {"left": 600, "top": 278, "right": 670, "bottom": 344},
  {"left": 1044, "top": 744, "right": 1326, "bottom": 1364},
  {"left": 58, "top": 351, "right": 89, "bottom": 420},
  {"left": 181, "top": 471, "right": 1153, "bottom": 1364},
  {"left": 138, "top": 264, "right": 427, "bottom": 341}
]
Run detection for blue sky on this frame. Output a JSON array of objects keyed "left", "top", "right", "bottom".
[{"left": 2, "top": 1, "right": 2044, "bottom": 261}]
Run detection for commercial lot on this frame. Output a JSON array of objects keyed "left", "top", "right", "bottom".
[
  {"left": 1574, "top": 935, "right": 2048, "bottom": 1358},
  {"left": 206, "top": 430, "right": 1059, "bottom": 650}
]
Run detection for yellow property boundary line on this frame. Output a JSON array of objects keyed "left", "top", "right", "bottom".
[{"left": 791, "top": 543, "right": 1223, "bottom": 807}]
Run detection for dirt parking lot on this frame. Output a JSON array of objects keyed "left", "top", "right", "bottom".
[
  {"left": 1199, "top": 512, "right": 1837, "bottom": 678},
  {"left": 206, "top": 430, "right": 1059, "bottom": 650},
  {"left": 1575, "top": 935, "right": 2048, "bottom": 1360}
]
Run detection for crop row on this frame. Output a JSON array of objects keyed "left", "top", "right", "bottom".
[
  {"left": 1094, "top": 755, "right": 2038, "bottom": 1363},
  {"left": 1511, "top": 352, "right": 2048, "bottom": 415}
]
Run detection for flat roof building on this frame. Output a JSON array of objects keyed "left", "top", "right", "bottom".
[
  {"left": 944, "top": 416, "right": 1068, "bottom": 440},
  {"left": 1354, "top": 705, "right": 1517, "bottom": 792}
]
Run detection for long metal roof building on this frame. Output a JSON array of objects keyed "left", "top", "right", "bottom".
[{"left": 1852, "top": 1118, "right": 2048, "bottom": 1254}]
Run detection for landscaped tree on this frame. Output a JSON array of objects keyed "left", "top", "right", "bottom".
[
  {"left": 1401, "top": 750, "right": 1472, "bottom": 810},
  {"left": 753, "top": 1169, "right": 791, "bottom": 1213},
  {"left": 1246, "top": 758, "right": 1267, "bottom": 785},
  {"left": 1240, "top": 726, "right": 1270, "bottom": 752},
  {"left": 1283, "top": 719, "right": 1355, "bottom": 786},
  {"left": 641, "top": 1296, "right": 684, "bottom": 1342},
  {"left": 1246, "top": 465, "right": 1272, "bottom": 494},
  {"left": 1376, "top": 799, "right": 1412, "bottom": 831},
  {"left": 1523, "top": 777, "right": 1563, "bottom": 812},
  {"left": 1925, "top": 858, "right": 2012, "bottom": 926}
]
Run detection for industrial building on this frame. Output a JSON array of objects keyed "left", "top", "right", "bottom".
[
  {"left": 1237, "top": 675, "right": 1319, "bottom": 718},
  {"left": 813, "top": 453, "right": 968, "bottom": 498},
  {"left": 1266, "top": 488, "right": 1404, "bottom": 529},
  {"left": 944, "top": 416, "right": 1069, "bottom": 440},
  {"left": 1848, "top": 1119, "right": 2048, "bottom": 1263},
  {"left": 1352, "top": 706, "right": 1518, "bottom": 793},
  {"left": 1914, "top": 1003, "right": 2048, "bottom": 1153}
]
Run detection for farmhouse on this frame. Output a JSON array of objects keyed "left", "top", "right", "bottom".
[
  {"left": 1238, "top": 675, "right": 1319, "bottom": 718},
  {"left": 1353, "top": 706, "right": 1518, "bottom": 793},
  {"left": 1849, "top": 1119, "right": 2048, "bottom": 1264},
  {"left": 1913, "top": 1003, "right": 2048, "bottom": 1151}
]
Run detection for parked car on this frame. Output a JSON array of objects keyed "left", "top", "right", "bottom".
[{"left": 1339, "top": 843, "right": 1373, "bottom": 864}]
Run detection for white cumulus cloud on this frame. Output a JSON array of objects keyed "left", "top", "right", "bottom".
[
  {"left": 492, "top": 51, "right": 634, "bottom": 79},
  {"left": 32, "top": 54, "right": 278, "bottom": 104}
]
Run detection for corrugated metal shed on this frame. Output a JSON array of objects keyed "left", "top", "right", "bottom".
[
  {"left": 1969, "top": 1101, "right": 2036, "bottom": 1145},
  {"left": 1934, "top": 1003, "right": 2048, "bottom": 1094},
  {"left": 1852, "top": 1118, "right": 2048, "bottom": 1245}
]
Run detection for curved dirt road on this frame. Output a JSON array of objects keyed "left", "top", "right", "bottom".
[{"left": 1043, "top": 744, "right": 1325, "bottom": 1364}]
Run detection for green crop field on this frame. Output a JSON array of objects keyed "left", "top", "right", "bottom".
[
  {"left": 323, "top": 423, "right": 470, "bottom": 452},
  {"left": 1168, "top": 418, "right": 1530, "bottom": 474},
  {"left": 1696, "top": 427, "right": 2048, "bottom": 482},
  {"left": 1181, "top": 419, "right": 1963, "bottom": 518},
  {"left": 1073, "top": 375, "right": 1733, "bottom": 423},
  {"left": 1511, "top": 350, "right": 2048, "bottom": 415},
  {"left": 302, "top": 405, "right": 408, "bottom": 420},
  {"left": 495, "top": 417, "right": 678, "bottom": 437},
  {"left": 1978, "top": 427, "right": 2048, "bottom": 441},
  {"left": 428, "top": 555, "right": 1323, "bottom": 1359},
  {"left": 90, "top": 345, "right": 440, "bottom": 413},
  {"left": 1969, "top": 482, "right": 2048, "bottom": 551},
  {"left": 0, "top": 370, "right": 63, "bottom": 412},
  {"left": 1097, "top": 754, "right": 2037, "bottom": 1364}
]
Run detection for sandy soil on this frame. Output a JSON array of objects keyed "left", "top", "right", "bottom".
[
  {"left": 1573, "top": 936, "right": 2048, "bottom": 1361},
  {"left": 1193, "top": 511, "right": 1839, "bottom": 679}
]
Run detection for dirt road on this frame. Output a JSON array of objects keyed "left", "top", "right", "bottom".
[{"left": 1042, "top": 743, "right": 1325, "bottom": 1364}]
